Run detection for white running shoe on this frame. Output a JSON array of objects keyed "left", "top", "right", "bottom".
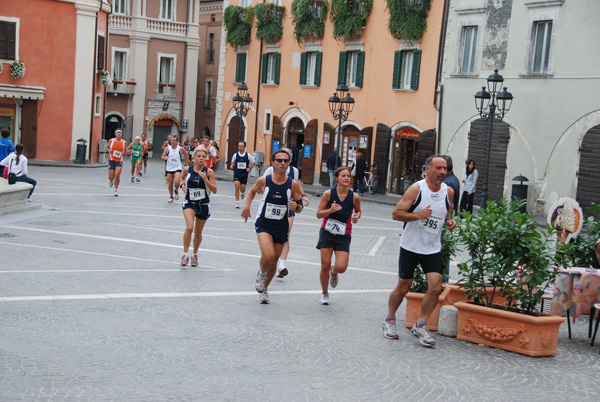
[
  {"left": 131, "top": 176, "right": 134, "bottom": 183},
  {"left": 329, "top": 267, "right": 339, "bottom": 288},
  {"left": 113, "top": 189, "right": 118, "bottom": 197},
  {"left": 174, "top": 191, "right": 179, "bottom": 200},
  {"left": 241, "top": 192, "right": 245, "bottom": 200},
  {"left": 382, "top": 320, "right": 399, "bottom": 339},
  {"left": 143, "top": 168, "right": 146, "bottom": 175},
  {"left": 168, "top": 197, "right": 174, "bottom": 203},
  {"left": 277, "top": 267, "right": 288, "bottom": 278},
  {"left": 109, "top": 180, "right": 113, "bottom": 187},
  {"left": 190, "top": 254, "right": 198, "bottom": 267},
  {"left": 319, "top": 293, "right": 329, "bottom": 305},
  {"left": 411, "top": 324, "right": 436, "bottom": 347},
  {"left": 136, "top": 177, "right": 141, "bottom": 183},
  {"left": 236, "top": 201, "right": 240, "bottom": 209},
  {"left": 180, "top": 254, "right": 189, "bottom": 267},
  {"left": 259, "top": 288, "right": 270, "bottom": 304},
  {"left": 255, "top": 271, "right": 266, "bottom": 293}
]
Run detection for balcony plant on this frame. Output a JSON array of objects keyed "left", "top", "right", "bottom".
[
  {"left": 291, "top": 0, "right": 329, "bottom": 44},
  {"left": 10, "top": 60, "right": 25, "bottom": 80},
  {"left": 99, "top": 70, "right": 112, "bottom": 86},
  {"left": 255, "top": 3, "right": 286, "bottom": 43},
  {"left": 454, "top": 199, "right": 565, "bottom": 356},
  {"left": 385, "top": 0, "right": 431, "bottom": 42},
  {"left": 330, "top": 0, "right": 372, "bottom": 41},
  {"left": 224, "top": 5, "right": 255, "bottom": 48}
]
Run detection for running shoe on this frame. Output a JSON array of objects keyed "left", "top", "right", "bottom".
[
  {"left": 241, "top": 192, "right": 245, "bottom": 200},
  {"left": 411, "top": 324, "right": 436, "bottom": 347},
  {"left": 131, "top": 176, "right": 134, "bottom": 183},
  {"left": 174, "top": 191, "right": 179, "bottom": 200},
  {"left": 236, "top": 201, "right": 240, "bottom": 209},
  {"left": 319, "top": 293, "right": 329, "bottom": 305},
  {"left": 143, "top": 168, "right": 146, "bottom": 175},
  {"left": 180, "top": 254, "right": 189, "bottom": 267},
  {"left": 113, "top": 189, "right": 118, "bottom": 197},
  {"left": 255, "top": 270, "right": 266, "bottom": 293},
  {"left": 259, "top": 288, "right": 270, "bottom": 304},
  {"left": 190, "top": 254, "right": 198, "bottom": 267},
  {"left": 277, "top": 267, "right": 288, "bottom": 278},
  {"left": 136, "top": 177, "right": 141, "bottom": 183},
  {"left": 168, "top": 197, "right": 174, "bottom": 203},
  {"left": 329, "top": 267, "right": 339, "bottom": 288},
  {"left": 382, "top": 319, "right": 399, "bottom": 339},
  {"left": 109, "top": 180, "right": 113, "bottom": 187}
]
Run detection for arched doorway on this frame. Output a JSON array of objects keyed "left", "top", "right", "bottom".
[
  {"left": 390, "top": 127, "right": 421, "bottom": 194},
  {"left": 287, "top": 117, "right": 305, "bottom": 170},
  {"left": 152, "top": 119, "right": 173, "bottom": 158},
  {"left": 576, "top": 124, "right": 600, "bottom": 211},
  {"left": 104, "top": 115, "right": 123, "bottom": 141}
]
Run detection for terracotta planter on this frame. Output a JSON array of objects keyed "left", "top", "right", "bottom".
[
  {"left": 445, "top": 283, "right": 509, "bottom": 306},
  {"left": 404, "top": 286, "right": 451, "bottom": 331},
  {"left": 455, "top": 301, "right": 565, "bottom": 357}
]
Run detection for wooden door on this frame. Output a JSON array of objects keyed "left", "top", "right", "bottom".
[
  {"left": 227, "top": 116, "right": 242, "bottom": 169},
  {"left": 359, "top": 126, "right": 373, "bottom": 168},
  {"left": 319, "top": 123, "right": 335, "bottom": 185},
  {"left": 416, "top": 129, "right": 436, "bottom": 170},
  {"left": 21, "top": 100, "right": 37, "bottom": 158},
  {"left": 270, "top": 116, "right": 283, "bottom": 165},
  {"left": 375, "top": 123, "right": 392, "bottom": 193},
  {"left": 576, "top": 124, "right": 600, "bottom": 211},
  {"left": 467, "top": 120, "right": 509, "bottom": 205},
  {"left": 301, "top": 119, "right": 317, "bottom": 184}
]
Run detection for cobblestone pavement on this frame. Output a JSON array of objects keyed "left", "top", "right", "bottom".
[{"left": 1, "top": 159, "right": 599, "bottom": 401}]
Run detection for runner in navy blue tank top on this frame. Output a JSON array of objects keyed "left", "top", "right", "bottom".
[
  {"left": 241, "top": 148, "right": 304, "bottom": 304},
  {"left": 179, "top": 148, "right": 217, "bottom": 268},
  {"left": 316, "top": 166, "right": 361, "bottom": 305}
]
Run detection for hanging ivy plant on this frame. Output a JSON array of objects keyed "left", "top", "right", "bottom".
[
  {"left": 291, "top": 0, "right": 329, "bottom": 44},
  {"left": 254, "top": 3, "right": 286, "bottom": 43},
  {"left": 385, "top": 0, "right": 431, "bottom": 41},
  {"left": 224, "top": 5, "right": 255, "bottom": 48},
  {"left": 330, "top": 0, "right": 373, "bottom": 41}
]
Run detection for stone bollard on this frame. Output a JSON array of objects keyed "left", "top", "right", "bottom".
[{"left": 438, "top": 305, "right": 458, "bottom": 337}]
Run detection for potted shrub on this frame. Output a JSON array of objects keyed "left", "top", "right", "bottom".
[
  {"left": 404, "top": 227, "right": 458, "bottom": 330},
  {"left": 385, "top": 0, "right": 431, "bottom": 42},
  {"left": 454, "top": 199, "right": 565, "bottom": 356},
  {"left": 330, "top": 0, "right": 372, "bottom": 41},
  {"left": 224, "top": 5, "right": 255, "bottom": 48},
  {"left": 291, "top": 0, "right": 329, "bottom": 44},
  {"left": 10, "top": 60, "right": 25, "bottom": 80},
  {"left": 254, "top": 3, "right": 286, "bottom": 43},
  {"left": 99, "top": 70, "right": 112, "bottom": 86}
]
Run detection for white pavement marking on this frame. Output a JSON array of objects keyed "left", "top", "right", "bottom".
[
  {"left": 110, "top": 222, "right": 259, "bottom": 243},
  {"left": 368, "top": 236, "right": 386, "bottom": 256},
  {"left": 0, "top": 288, "right": 393, "bottom": 302}
]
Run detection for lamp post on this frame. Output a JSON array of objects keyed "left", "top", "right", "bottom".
[
  {"left": 474, "top": 69, "right": 513, "bottom": 208},
  {"left": 232, "top": 83, "right": 253, "bottom": 143},
  {"left": 328, "top": 82, "right": 354, "bottom": 166}
]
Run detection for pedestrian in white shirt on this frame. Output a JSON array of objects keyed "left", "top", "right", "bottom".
[{"left": 1, "top": 144, "right": 37, "bottom": 200}]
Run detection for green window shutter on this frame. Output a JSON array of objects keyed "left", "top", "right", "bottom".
[
  {"left": 392, "top": 51, "right": 402, "bottom": 89},
  {"left": 235, "top": 52, "right": 246, "bottom": 83},
  {"left": 355, "top": 50, "right": 365, "bottom": 88},
  {"left": 300, "top": 52, "right": 307, "bottom": 85},
  {"left": 261, "top": 53, "right": 269, "bottom": 84},
  {"left": 411, "top": 50, "right": 422, "bottom": 90},
  {"left": 274, "top": 53, "right": 281, "bottom": 85},
  {"left": 314, "top": 52, "right": 322, "bottom": 86},
  {"left": 337, "top": 51, "right": 347, "bottom": 85}
]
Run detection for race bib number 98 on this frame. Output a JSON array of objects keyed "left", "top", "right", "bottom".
[
  {"left": 265, "top": 203, "right": 286, "bottom": 220},
  {"left": 417, "top": 215, "right": 443, "bottom": 235}
]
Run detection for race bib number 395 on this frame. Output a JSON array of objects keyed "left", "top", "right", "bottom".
[
  {"left": 265, "top": 203, "right": 286, "bottom": 220},
  {"left": 417, "top": 215, "right": 443, "bottom": 235}
]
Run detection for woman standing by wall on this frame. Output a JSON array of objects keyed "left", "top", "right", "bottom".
[{"left": 459, "top": 160, "right": 478, "bottom": 215}]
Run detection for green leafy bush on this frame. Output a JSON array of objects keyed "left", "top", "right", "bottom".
[
  {"left": 385, "top": 0, "right": 431, "bottom": 41},
  {"left": 291, "top": 0, "right": 329, "bottom": 44},
  {"left": 224, "top": 5, "right": 255, "bottom": 48},
  {"left": 255, "top": 3, "right": 286, "bottom": 42},
  {"left": 330, "top": 0, "right": 373, "bottom": 41}
]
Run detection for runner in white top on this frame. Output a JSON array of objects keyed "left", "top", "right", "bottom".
[
  {"left": 161, "top": 135, "right": 189, "bottom": 203},
  {"left": 382, "top": 155, "right": 457, "bottom": 348},
  {"left": 262, "top": 162, "right": 309, "bottom": 278}
]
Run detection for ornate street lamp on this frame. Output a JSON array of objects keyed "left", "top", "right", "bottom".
[
  {"left": 474, "top": 69, "right": 513, "bottom": 208},
  {"left": 328, "top": 82, "right": 354, "bottom": 166},
  {"left": 232, "top": 83, "right": 253, "bottom": 143}
]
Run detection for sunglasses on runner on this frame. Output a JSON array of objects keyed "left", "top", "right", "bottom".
[{"left": 275, "top": 158, "right": 290, "bottom": 163}]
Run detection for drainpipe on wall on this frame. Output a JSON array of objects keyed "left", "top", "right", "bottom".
[
  {"left": 101, "top": 1, "right": 112, "bottom": 147},
  {"left": 253, "top": 0, "right": 266, "bottom": 157},
  {"left": 88, "top": 1, "right": 101, "bottom": 161},
  {"left": 434, "top": 0, "right": 450, "bottom": 154}
]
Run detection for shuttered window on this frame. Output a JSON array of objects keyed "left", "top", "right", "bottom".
[
  {"left": 261, "top": 52, "right": 280, "bottom": 85},
  {"left": 300, "top": 51, "right": 322, "bottom": 86},
  {"left": 97, "top": 35, "right": 105, "bottom": 71},
  {"left": 337, "top": 50, "right": 365, "bottom": 88},
  {"left": 392, "top": 50, "right": 421, "bottom": 90},
  {"left": 235, "top": 52, "right": 247, "bottom": 83},
  {"left": 0, "top": 21, "right": 16, "bottom": 60}
]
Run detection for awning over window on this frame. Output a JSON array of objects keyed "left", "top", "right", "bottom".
[{"left": 0, "top": 84, "right": 46, "bottom": 100}]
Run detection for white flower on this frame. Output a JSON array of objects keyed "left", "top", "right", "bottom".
[
  {"left": 10, "top": 60, "right": 25, "bottom": 79},
  {"left": 100, "top": 70, "right": 112, "bottom": 86}
]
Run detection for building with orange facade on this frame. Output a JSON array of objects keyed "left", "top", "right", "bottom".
[
  {"left": 216, "top": 0, "right": 445, "bottom": 194},
  {"left": 0, "top": 0, "right": 110, "bottom": 162}
]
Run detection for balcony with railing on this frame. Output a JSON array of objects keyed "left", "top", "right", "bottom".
[
  {"left": 106, "top": 78, "right": 137, "bottom": 96},
  {"left": 157, "top": 82, "right": 176, "bottom": 99},
  {"left": 109, "top": 15, "right": 188, "bottom": 37}
]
